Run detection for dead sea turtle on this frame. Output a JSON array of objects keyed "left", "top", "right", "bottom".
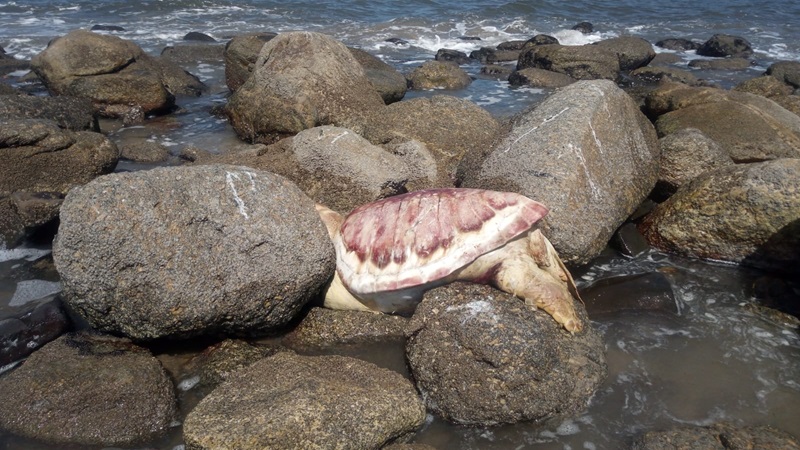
[{"left": 316, "top": 188, "right": 583, "bottom": 333}]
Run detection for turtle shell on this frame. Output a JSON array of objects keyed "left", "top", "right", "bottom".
[{"left": 334, "top": 188, "right": 548, "bottom": 295}]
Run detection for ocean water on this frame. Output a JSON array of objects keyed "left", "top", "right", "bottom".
[{"left": 1, "top": 1, "right": 800, "bottom": 449}]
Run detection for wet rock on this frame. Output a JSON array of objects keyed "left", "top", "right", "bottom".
[
  {"left": 385, "top": 37, "right": 409, "bottom": 46},
  {"left": 696, "top": 34, "right": 753, "bottom": 58},
  {"left": 53, "top": 165, "right": 335, "bottom": 340},
  {"left": 0, "top": 94, "right": 98, "bottom": 131},
  {"left": 283, "top": 307, "right": 408, "bottom": 349},
  {"left": 348, "top": 47, "right": 407, "bottom": 104},
  {"left": 184, "top": 31, "right": 216, "bottom": 42},
  {"left": 480, "top": 64, "right": 513, "bottom": 80},
  {"left": 405, "top": 283, "right": 606, "bottom": 425},
  {"left": 655, "top": 128, "right": 734, "bottom": 198},
  {"left": 648, "top": 53, "right": 683, "bottom": 66},
  {"left": 150, "top": 55, "right": 207, "bottom": 96},
  {"left": 366, "top": 95, "right": 500, "bottom": 189},
  {"left": 460, "top": 80, "right": 659, "bottom": 265},
  {"left": 688, "top": 57, "right": 752, "bottom": 70},
  {"left": 160, "top": 43, "right": 225, "bottom": 65},
  {"left": 469, "top": 47, "right": 497, "bottom": 64},
  {"left": 655, "top": 38, "right": 701, "bottom": 51},
  {"left": 572, "top": 22, "right": 594, "bottom": 34},
  {"left": 582, "top": 272, "right": 678, "bottom": 316},
  {"left": 631, "top": 422, "right": 799, "bottom": 450},
  {"left": 639, "top": 159, "right": 800, "bottom": 273},
  {"left": 223, "top": 32, "right": 277, "bottom": 92},
  {"left": 508, "top": 67, "right": 575, "bottom": 88},
  {"left": 90, "top": 24, "right": 125, "bottom": 32},
  {"left": 0, "top": 119, "right": 118, "bottom": 247},
  {"left": 407, "top": 60, "right": 472, "bottom": 90},
  {"left": 185, "top": 339, "right": 283, "bottom": 389},
  {"left": 611, "top": 222, "right": 651, "bottom": 257},
  {"left": 766, "top": 60, "right": 800, "bottom": 88},
  {"left": 31, "top": 30, "right": 181, "bottom": 118},
  {"left": 0, "top": 298, "right": 70, "bottom": 366},
  {"left": 630, "top": 66, "right": 699, "bottom": 86},
  {"left": 734, "top": 75, "right": 794, "bottom": 98},
  {"left": 647, "top": 82, "right": 800, "bottom": 162},
  {"left": 384, "top": 444, "right": 439, "bottom": 450},
  {"left": 593, "top": 36, "right": 656, "bottom": 71},
  {"left": 525, "top": 34, "right": 560, "bottom": 46},
  {"left": 498, "top": 40, "right": 528, "bottom": 50},
  {"left": 0, "top": 332, "right": 176, "bottom": 446},
  {"left": 117, "top": 139, "right": 171, "bottom": 163},
  {"left": 183, "top": 352, "right": 426, "bottom": 449},
  {"left": 225, "top": 32, "right": 385, "bottom": 143},
  {"left": 517, "top": 44, "right": 620, "bottom": 81},
  {"left": 435, "top": 48, "right": 470, "bottom": 65}
]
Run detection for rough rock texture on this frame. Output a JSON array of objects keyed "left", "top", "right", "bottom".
[
  {"left": 631, "top": 422, "right": 799, "bottom": 450},
  {"left": 0, "top": 94, "right": 98, "bottom": 131},
  {"left": 283, "top": 307, "right": 408, "bottom": 349},
  {"left": 688, "top": 57, "right": 751, "bottom": 71},
  {"left": 225, "top": 32, "right": 385, "bottom": 143},
  {"left": 460, "top": 80, "right": 659, "bottom": 265},
  {"left": 160, "top": 43, "right": 225, "bottom": 66},
  {"left": 183, "top": 352, "right": 426, "bottom": 449},
  {"left": 0, "top": 119, "right": 119, "bottom": 246},
  {"left": 30, "top": 30, "right": 197, "bottom": 117},
  {"left": 647, "top": 82, "right": 800, "bottom": 162},
  {"left": 517, "top": 44, "right": 621, "bottom": 81},
  {"left": 366, "top": 95, "right": 501, "bottom": 189},
  {"left": 639, "top": 158, "right": 800, "bottom": 273},
  {"left": 0, "top": 332, "right": 176, "bottom": 446},
  {"left": 593, "top": 36, "right": 656, "bottom": 71},
  {"left": 53, "top": 165, "right": 335, "bottom": 340},
  {"left": 435, "top": 48, "right": 470, "bottom": 64},
  {"left": 766, "top": 60, "right": 800, "bottom": 88},
  {"left": 655, "top": 38, "right": 701, "bottom": 51},
  {"left": 630, "top": 66, "right": 700, "bottom": 86},
  {"left": 508, "top": 67, "right": 576, "bottom": 88},
  {"left": 118, "top": 140, "right": 171, "bottom": 163},
  {"left": 349, "top": 47, "right": 407, "bottom": 104},
  {"left": 223, "top": 32, "right": 277, "bottom": 92},
  {"left": 405, "top": 283, "right": 606, "bottom": 426},
  {"left": 696, "top": 34, "right": 753, "bottom": 58},
  {"left": 406, "top": 60, "right": 472, "bottom": 90},
  {"left": 734, "top": 75, "right": 794, "bottom": 98},
  {"left": 185, "top": 339, "right": 283, "bottom": 389},
  {"left": 656, "top": 128, "right": 734, "bottom": 197}
]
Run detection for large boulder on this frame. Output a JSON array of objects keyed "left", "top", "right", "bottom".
[
  {"left": 183, "top": 352, "right": 426, "bottom": 449},
  {"left": 225, "top": 32, "right": 385, "bottom": 143},
  {"left": 460, "top": 80, "right": 660, "bottom": 265},
  {"left": 508, "top": 67, "right": 576, "bottom": 88},
  {"left": 639, "top": 158, "right": 800, "bottom": 273},
  {"left": 405, "top": 283, "right": 606, "bottom": 425},
  {"left": 648, "top": 83, "right": 800, "bottom": 162},
  {"left": 406, "top": 60, "right": 472, "bottom": 90},
  {"left": 593, "top": 36, "right": 656, "bottom": 71},
  {"left": 517, "top": 44, "right": 621, "bottom": 81},
  {"left": 766, "top": 60, "right": 800, "bottom": 88},
  {"left": 30, "top": 30, "right": 197, "bottom": 118},
  {"left": 53, "top": 165, "right": 335, "bottom": 340},
  {"left": 348, "top": 47, "right": 407, "bottom": 104},
  {"left": 365, "top": 95, "right": 501, "bottom": 189},
  {"left": 0, "top": 332, "right": 176, "bottom": 446},
  {"left": 655, "top": 128, "right": 734, "bottom": 198},
  {"left": 223, "top": 32, "right": 277, "bottom": 92},
  {"left": 696, "top": 34, "right": 753, "bottom": 58},
  {"left": 0, "top": 119, "right": 119, "bottom": 247},
  {"left": 0, "top": 94, "right": 98, "bottom": 130}
]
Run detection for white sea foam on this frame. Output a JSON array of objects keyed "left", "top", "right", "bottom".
[
  {"left": 8, "top": 279, "right": 61, "bottom": 307},
  {"left": 0, "top": 247, "right": 51, "bottom": 263}
]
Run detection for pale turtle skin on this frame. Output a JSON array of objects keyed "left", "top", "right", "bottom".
[{"left": 316, "top": 188, "right": 583, "bottom": 333}]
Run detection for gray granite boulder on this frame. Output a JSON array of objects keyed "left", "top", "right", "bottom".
[
  {"left": 0, "top": 94, "right": 97, "bottom": 130},
  {"left": 593, "top": 36, "right": 656, "bottom": 71},
  {"left": 460, "top": 80, "right": 659, "bottom": 265},
  {"left": 655, "top": 128, "right": 734, "bottom": 197},
  {"left": 183, "top": 352, "right": 426, "bottom": 449},
  {"left": 405, "top": 283, "right": 606, "bottom": 425},
  {"left": 648, "top": 83, "right": 800, "bottom": 162},
  {"left": 640, "top": 158, "right": 800, "bottom": 273},
  {"left": 517, "top": 44, "right": 621, "bottom": 81},
  {"left": 0, "top": 119, "right": 118, "bottom": 246},
  {"left": 225, "top": 31, "right": 385, "bottom": 143},
  {"left": 766, "top": 60, "right": 800, "bottom": 88},
  {"left": 366, "top": 95, "right": 501, "bottom": 189},
  {"left": 0, "top": 332, "right": 176, "bottom": 446},
  {"left": 30, "top": 30, "right": 198, "bottom": 118},
  {"left": 349, "top": 47, "right": 407, "bottom": 104},
  {"left": 223, "top": 32, "right": 277, "bottom": 92},
  {"left": 508, "top": 67, "right": 576, "bottom": 88},
  {"left": 53, "top": 165, "right": 335, "bottom": 340},
  {"left": 407, "top": 60, "right": 472, "bottom": 90},
  {"left": 631, "top": 422, "right": 799, "bottom": 450},
  {"left": 184, "top": 339, "right": 283, "bottom": 389}
]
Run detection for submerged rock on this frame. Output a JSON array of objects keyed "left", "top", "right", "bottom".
[
  {"left": 640, "top": 158, "right": 800, "bottom": 273},
  {"left": 460, "top": 80, "right": 659, "bottom": 265},
  {"left": 581, "top": 272, "right": 679, "bottom": 316},
  {"left": 0, "top": 297, "right": 70, "bottom": 366},
  {"left": 0, "top": 332, "right": 176, "bottom": 446},
  {"left": 183, "top": 352, "right": 426, "bottom": 449},
  {"left": 53, "top": 165, "right": 335, "bottom": 340},
  {"left": 631, "top": 422, "right": 799, "bottom": 449},
  {"left": 405, "top": 283, "right": 606, "bottom": 426}
]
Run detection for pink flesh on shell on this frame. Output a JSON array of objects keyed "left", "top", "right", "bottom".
[{"left": 335, "top": 188, "right": 549, "bottom": 295}]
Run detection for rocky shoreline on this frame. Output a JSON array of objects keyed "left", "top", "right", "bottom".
[{"left": 1, "top": 25, "right": 799, "bottom": 449}]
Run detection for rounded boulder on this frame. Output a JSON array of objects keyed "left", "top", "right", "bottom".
[{"left": 53, "top": 165, "right": 335, "bottom": 340}]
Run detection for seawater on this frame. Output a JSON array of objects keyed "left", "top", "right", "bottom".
[{"left": 0, "top": 0, "right": 799, "bottom": 448}]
